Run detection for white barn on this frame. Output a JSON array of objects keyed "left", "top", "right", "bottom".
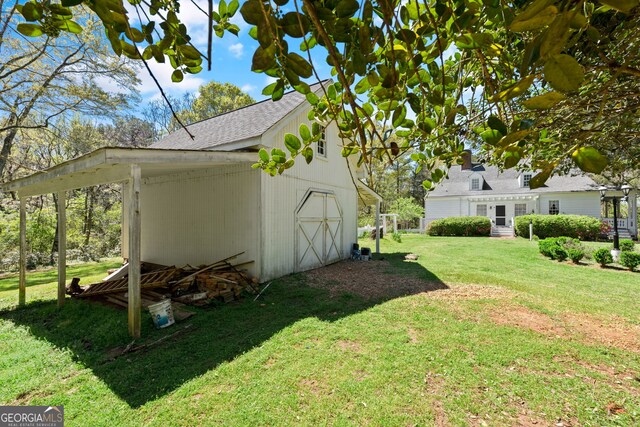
[
  {"left": 425, "top": 151, "right": 638, "bottom": 238},
  {"left": 1, "top": 83, "right": 381, "bottom": 337}
]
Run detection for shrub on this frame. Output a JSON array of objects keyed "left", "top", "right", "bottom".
[
  {"left": 619, "top": 239, "right": 635, "bottom": 252},
  {"left": 426, "top": 216, "right": 491, "bottom": 237},
  {"left": 567, "top": 248, "right": 585, "bottom": 264},
  {"left": 593, "top": 248, "right": 613, "bottom": 267},
  {"left": 619, "top": 252, "right": 640, "bottom": 271},
  {"left": 514, "top": 215, "right": 601, "bottom": 240},
  {"left": 391, "top": 232, "right": 402, "bottom": 243},
  {"left": 538, "top": 237, "right": 583, "bottom": 262}
]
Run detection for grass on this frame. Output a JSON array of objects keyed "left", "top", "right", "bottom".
[{"left": 0, "top": 236, "right": 638, "bottom": 426}]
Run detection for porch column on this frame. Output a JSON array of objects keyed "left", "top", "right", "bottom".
[
  {"left": 375, "top": 200, "right": 380, "bottom": 254},
  {"left": 632, "top": 191, "right": 638, "bottom": 238},
  {"left": 127, "top": 164, "right": 142, "bottom": 338},
  {"left": 57, "top": 191, "right": 66, "bottom": 308},
  {"left": 19, "top": 197, "right": 26, "bottom": 306}
]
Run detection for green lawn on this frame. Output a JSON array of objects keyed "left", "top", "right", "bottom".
[{"left": 0, "top": 237, "right": 638, "bottom": 426}]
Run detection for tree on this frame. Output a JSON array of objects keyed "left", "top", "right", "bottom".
[
  {"left": 0, "top": 6, "right": 140, "bottom": 179},
  {"left": 13, "top": 0, "right": 640, "bottom": 186},
  {"left": 143, "top": 81, "right": 255, "bottom": 136},
  {"left": 389, "top": 197, "right": 424, "bottom": 229}
]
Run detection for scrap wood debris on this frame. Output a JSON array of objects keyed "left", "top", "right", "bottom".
[{"left": 68, "top": 252, "right": 259, "bottom": 318}]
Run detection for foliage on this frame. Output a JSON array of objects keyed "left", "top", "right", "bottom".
[
  {"left": 389, "top": 197, "right": 424, "bottom": 229},
  {"left": 13, "top": 0, "right": 640, "bottom": 187},
  {"left": 143, "top": 82, "right": 255, "bottom": 136},
  {"left": 391, "top": 231, "right": 402, "bottom": 243},
  {"left": 538, "top": 237, "right": 584, "bottom": 263},
  {"left": 619, "top": 239, "right": 635, "bottom": 252},
  {"left": 592, "top": 247, "right": 613, "bottom": 267},
  {"left": 514, "top": 215, "right": 601, "bottom": 240},
  {"left": 426, "top": 216, "right": 491, "bottom": 237},
  {"left": 619, "top": 251, "right": 640, "bottom": 271}
]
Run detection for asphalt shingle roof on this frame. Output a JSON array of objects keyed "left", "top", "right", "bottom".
[
  {"left": 151, "top": 81, "right": 327, "bottom": 150},
  {"left": 430, "top": 164, "right": 600, "bottom": 197}
]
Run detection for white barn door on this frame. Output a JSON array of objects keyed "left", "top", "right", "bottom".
[{"left": 296, "top": 191, "right": 343, "bottom": 271}]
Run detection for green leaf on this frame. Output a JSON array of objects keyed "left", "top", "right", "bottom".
[
  {"left": 522, "top": 92, "right": 566, "bottom": 109},
  {"left": 480, "top": 129, "right": 503, "bottom": 145},
  {"left": 299, "top": 124, "right": 311, "bottom": 141},
  {"left": 306, "top": 92, "right": 319, "bottom": 105},
  {"left": 16, "top": 23, "right": 43, "bottom": 37},
  {"left": 454, "top": 33, "right": 494, "bottom": 49},
  {"left": 335, "top": 0, "right": 359, "bottom": 17},
  {"left": 281, "top": 12, "right": 310, "bottom": 38},
  {"left": 171, "top": 69, "right": 184, "bottom": 82},
  {"left": 543, "top": 54, "right": 584, "bottom": 93},
  {"left": 511, "top": 0, "right": 555, "bottom": 24},
  {"left": 498, "top": 130, "right": 532, "bottom": 147},
  {"left": 251, "top": 45, "right": 277, "bottom": 72},
  {"left": 487, "top": 115, "right": 508, "bottom": 136},
  {"left": 284, "top": 133, "right": 302, "bottom": 154},
  {"left": 228, "top": 0, "right": 240, "bottom": 15},
  {"left": 21, "top": 2, "right": 43, "bottom": 21},
  {"left": 259, "top": 148, "right": 270, "bottom": 162},
  {"left": 302, "top": 146, "right": 313, "bottom": 164},
  {"left": 178, "top": 45, "right": 201, "bottom": 60},
  {"left": 392, "top": 105, "right": 407, "bottom": 128},
  {"left": 489, "top": 75, "right": 535, "bottom": 102},
  {"left": 509, "top": 6, "right": 557, "bottom": 32},
  {"left": 61, "top": 0, "right": 84, "bottom": 6},
  {"left": 503, "top": 150, "right": 521, "bottom": 169},
  {"left": 529, "top": 166, "right": 553, "bottom": 189},
  {"left": 597, "top": 0, "right": 638, "bottom": 12},
  {"left": 54, "top": 20, "right": 82, "bottom": 33},
  {"left": 571, "top": 147, "right": 608, "bottom": 173},
  {"left": 286, "top": 53, "right": 312, "bottom": 78}
]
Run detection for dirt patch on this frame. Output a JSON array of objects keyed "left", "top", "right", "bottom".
[
  {"left": 489, "top": 305, "right": 640, "bottom": 353},
  {"left": 336, "top": 339, "right": 363, "bottom": 353},
  {"left": 423, "top": 372, "right": 448, "bottom": 426},
  {"left": 407, "top": 328, "right": 419, "bottom": 344},
  {"left": 298, "top": 378, "right": 327, "bottom": 397},
  {"left": 304, "top": 259, "right": 446, "bottom": 300},
  {"left": 426, "top": 283, "right": 515, "bottom": 301}
]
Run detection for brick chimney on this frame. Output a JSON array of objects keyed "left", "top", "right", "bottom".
[{"left": 461, "top": 149, "right": 473, "bottom": 170}]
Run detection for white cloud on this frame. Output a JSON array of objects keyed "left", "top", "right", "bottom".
[
  {"left": 241, "top": 83, "right": 256, "bottom": 93},
  {"left": 228, "top": 43, "right": 244, "bottom": 59}
]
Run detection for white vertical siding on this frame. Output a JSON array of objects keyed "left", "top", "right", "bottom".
[
  {"left": 259, "top": 109, "right": 358, "bottom": 281},
  {"left": 424, "top": 197, "right": 463, "bottom": 221},
  {"left": 127, "top": 164, "right": 261, "bottom": 278}
]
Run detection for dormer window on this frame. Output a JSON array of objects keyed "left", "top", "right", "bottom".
[
  {"left": 523, "top": 173, "right": 532, "bottom": 188},
  {"left": 471, "top": 178, "right": 480, "bottom": 190}
]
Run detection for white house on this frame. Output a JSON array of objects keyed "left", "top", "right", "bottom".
[
  {"left": 0, "top": 82, "right": 381, "bottom": 337},
  {"left": 425, "top": 151, "right": 638, "bottom": 238}
]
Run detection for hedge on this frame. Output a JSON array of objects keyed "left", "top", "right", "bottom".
[
  {"left": 538, "top": 237, "right": 585, "bottom": 263},
  {"left": 514, "top": 214, "right": 602, "bottom": 240},
  {"left": 426, "top": 216, "right": 491, "bottom": 237}
]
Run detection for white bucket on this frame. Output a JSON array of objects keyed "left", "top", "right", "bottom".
[{"left": 148, "top": 299, "right": 175, "bottom": 329}]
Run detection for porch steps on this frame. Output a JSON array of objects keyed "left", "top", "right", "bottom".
[
  {"left": 490, "top": 227, "right": 515, "bottom": 238},
  {"left": 609, "top": 229, "right": 633, "bottom": 240}
]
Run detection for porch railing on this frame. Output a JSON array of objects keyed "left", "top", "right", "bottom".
[{"left": 602, "top": 218, "right": 629, "bottom": 229}]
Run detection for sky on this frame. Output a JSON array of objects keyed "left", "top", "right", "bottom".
[{"left": 132, "top": 0, "right": 332, "bottom": 106}]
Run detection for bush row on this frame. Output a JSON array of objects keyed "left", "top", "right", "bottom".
[
  {"left": 426, "top": 216, "right": 491, "bottom": 237},
  {"left": 515, "top": 215, "right": 603, "bottom": 240},
  {"left": 538, "top": 237, "right": 585, "bottom": 263}
]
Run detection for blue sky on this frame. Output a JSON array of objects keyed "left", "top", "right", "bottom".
[{"left": 134, "top": 0, "right": 333, "bottom": 105}]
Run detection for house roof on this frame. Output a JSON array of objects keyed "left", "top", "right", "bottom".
[
  {"left": 150, "top": 81, "right": 329, "bottom": 151},
  {"left": 429, "top": 163, "right": 600, "bottom": 198},
  {"left": 0, "top": 148, "right": 257, "bottom": 197}
]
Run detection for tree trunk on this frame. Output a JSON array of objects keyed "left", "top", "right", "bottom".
[{"left": 83, "top": 187, "right": 94, "bottom": 246}]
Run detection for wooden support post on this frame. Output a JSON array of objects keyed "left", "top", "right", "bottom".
[
  {"left": 127, "top": 164, "right": 142, "bottom": 338},
  {"left": 375, "top": 200, "right": 380, "bottom": 254},
  {"left": 393, "top": 215, "right": 397, "bottom": 234},
  {"left": 19, "top": 197, "right": 26, "bottom": 306},
  {"left": 57, "top": 191, "right": 66, "bottom": 308}
]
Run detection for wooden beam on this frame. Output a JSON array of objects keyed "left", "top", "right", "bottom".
[
  {"left": 57, "top": 191, "right": 66, "bottom": 308},
  {"left": 127, "top": 164, "right": 142, "bottom": 338},
  {"left": 19, "top": 197, "right": 26, "bottom": 306}
]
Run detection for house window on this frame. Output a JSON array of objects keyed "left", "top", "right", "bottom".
[
  {"left": 471, "top": 178, "right": 480, "bottom": 190},
  {"left": 514, "top": 203, "right": 527, "bottom": 216},
  {"left": 549, "top": 200, "right": 560, "bottom": 215},
  {"left": 317, "top": 126, "right": 326, "bottom": 157},
  {"left": 476, "top": 204, "right": 487, "bottom": 216},
  {"left": 523, "top": 174, "right": 532, "bottom": 187}
]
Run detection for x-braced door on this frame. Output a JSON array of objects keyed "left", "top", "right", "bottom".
[{"left": 296, "top": 191, "right": 343, "bottom": 271}]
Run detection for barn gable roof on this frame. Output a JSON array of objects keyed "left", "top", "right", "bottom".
[
  {"left": 429, "top": 163, "right": 600, "bottom": 197},
  {"left": 150, "top": 81, "right": 328, "bottom": 151}
]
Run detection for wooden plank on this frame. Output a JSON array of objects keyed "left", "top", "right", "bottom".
[
  {"left": 102, "top": 262, "right": 128, "bottom": 282},
  {"left": 171, "top": 252, "right": 245, "bottom": 288},
  {"left": 128, "top": 164, "right": 141, "bottom": 338},
  {"left": 19, "top": 197, "right": 26, "bottom": 306},
  {"left": 57, "top": 191, "right": 66, "bottom": 308}
]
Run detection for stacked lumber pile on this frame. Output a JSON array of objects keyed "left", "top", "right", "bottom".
[{"left": 70, "top": 252, "right": 258, "bottom": 313}]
